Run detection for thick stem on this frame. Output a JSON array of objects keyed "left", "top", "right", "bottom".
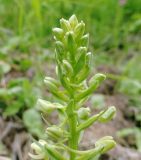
[
  {"left": 69, "top": 114, "right": 78, "bottom": 159},
  {"left": 66, "top": 100, "right": 78, "bottom": 160}
]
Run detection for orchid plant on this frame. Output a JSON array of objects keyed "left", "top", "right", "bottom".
[{"left": 29, "top": 15, "right": 116, "bottom": 160}]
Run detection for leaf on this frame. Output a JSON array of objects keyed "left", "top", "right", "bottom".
[
  {"left": 0, "top": 61, "right": 11, "bottom": 74},
  {"left": 23, "top": 109, "right": 44, "bottom": 137},
  {"left": 117, "top": 128, "right": 136, "bottom": 137},
  {"left": 4, "top": 101, "right": 23, "bottom": 116},
  {"left": 20, "top": 59, "right": 32, "bottom": 71},
  {"left": 135, "top": 129, "right": 141, "bottom": 152},
  {"left": 123, "top": 56, "right": 141, "bottom": 81},
  {"left": 118, "top": 79, "right": 141, "bottom": 95},
  {"left": 0, "top": 88, "right": 8, "bottom": 98}
]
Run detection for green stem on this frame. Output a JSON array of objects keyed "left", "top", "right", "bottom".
[{"left": 66, "top": 100, "right": 78, "bottom": 160}]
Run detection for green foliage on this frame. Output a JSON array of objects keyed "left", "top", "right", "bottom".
[
  {"left": 30, "top": 15, "right": 116, "bottom": 160},
  {"left": 0, "top": 61, "right": 11, "bottom": 75},
  {"left": 23, "top": 109, "right": 44, "bottom": 138},
  {"left": 116, "top": 55, "right": 141, "bottom": 151},
  {"left": 118, "top": 127, "right": 141, "bottom": 152},
  {"left": 0, "top": 78, "right": 34, "bottom": 116},
  {"left": 0, "top": 76, "right": 43, "bottom": 137},
  {"left": 0, "top": 0, "right": 141, "bottom": 156},
  {"left": 117, "top": 55, "right": 141, "bottom": 109},
  {"left": 0, "top": 0, "right": 141, "bottom": 50}
]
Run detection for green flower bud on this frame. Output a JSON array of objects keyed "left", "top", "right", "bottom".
[
  {"left": 60, "top": 18, "right": 71, "bottom": 32},
  {"left": 74, "top": 21, "right": 85, "bottom": 39},
  {"left": 52, "top": 27, "right": 64, "bottom": 40},
  {"left": 37, "top": 99, "right": 65, "bottom": 113},
  {"left": 65, "top": 31, "right": 75, "bottom": 52},
  {"left": 45, "top": 144, "right": 66, "bottom": 160},
  {"left": 98, "top": 106, "right": 116, "bottom": 123},
  {"left": 77, "top": 47, "right": 87, "bottom": 58},
  {"left": 89, "top": 73, "right": 106, "bottom": 86},
  {"left": 46, "top": 126, "right": 69, "bottom": 140},
  {"left": 95, "top": 136, "right": 116, "bottom": 153},
  {"left": 44, "top": 78, "right": 58, "bottom": 92},
  {"left": 55, "top": 41, "right": 64, "bottom": 54},
  {"left": 74, "top": 47, "right": 87, "bottom": 75},
  {"left": 44, "top": 77, "right": 60, "bottom": 87},
  {"left": 78, "top": 107, "right": 90, "bottom": 120},
  {"left": 62, "top": 59, "right": 73, "bottom": 75},
  {"left": 85, "top": 52, "right": 92, "bottom": 66},
  {"left": 77, "top": 109, "right": 105, "bottom": 132},
  {"left": 65, "top": 31, "right": 77, "bottom": 64},
  {"left": 69, "top": 14, "right": 78, "bottom": 29},
  {"left": 61, "top": 76, "right": 73, "bottom": 93},
  {"left": 44, "top": 78, "right": 68, "bottom": 101},
  {"left": 55, "top": 66, "right": 59, "bottom": 77},
  {"left": 75, "top": 52, "right": 91, "bottom": 83},
  {"left": 31, "top": 143, "right": 42, "bottom": 154},
  {"left": 75, "top": 64, "right": 90, "bottom": 83},
  {"left": 29, "top": 140, "right": 47, "bottom": 159},
  {"left": 55, "top": 41, "right": 64, "bottom": 61},
  {"left": 81, "top": 34, "right": 89, "bottom": 47},
  {"left": 31, "top": 140, "right": 47, "bottom": 154}
]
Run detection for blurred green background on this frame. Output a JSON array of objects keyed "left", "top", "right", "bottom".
[{"left": 0, "top": 0, "right": 141, "bottom": 154}]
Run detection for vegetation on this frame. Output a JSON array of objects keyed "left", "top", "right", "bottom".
[
  {"left": 0, "top": 0, "right": 141, "bottom": 159},
  {"left": 29, "top": 15, "right": 116, "bottom": 160}
]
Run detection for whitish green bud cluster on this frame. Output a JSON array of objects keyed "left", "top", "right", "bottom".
[
  {"left": 30, "top": 15, "right": 116, "bottom": 160},
  {"left": 53, "top": 15, "right": 91, "bottom": 93}
]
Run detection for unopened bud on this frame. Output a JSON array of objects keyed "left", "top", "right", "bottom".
[
  {"left": 62, "top": 59, "right": 73, "bottom": 75},
  {"left": 75, "top": 64, "right": 90, "bottom": 83},
  {"left": 95, "top": 136, "right": 116, "bottom": 153},
  {"left": 89, "top": 73, "right": 106, "bottom": 86},
  {"left": 85, "top": 52, "right": 92, "bottom": 66},
  {"left": 81, "top": 34, "right": 89, "bottom": 47},
  {"left": 53, "top": 28, "right": 64, "bottom": 40},
  {"left": 60, "top": 18, "right": 71, "bottom": 32},
  {"left": 55, "top": 41, "right": 64, "bottom": 55},
  {"left": 74, "top": 47, "right": 87, "bottom": 75},
  {"left": 78, "top": 47, "right": 87, "bottom": 55},
  {"left": 46, "top": 126, "right": 69, "bottom": 140},
  {"left": 78, "top": 107, "right": 90, "bottom": 120},
  {"left": 69, "top": 14, "right": 78, "bottom": 29},
  {"left": 98, "top": 106, "right": 116, "bottom": 123},
  {"left": 44, "top": 77, "right": 60, "bottom": 87},
  {"left": 31, "top": 140, "right": 47, "bottom": 154},
  {"left": 44, "top": 78, "right": 58, "bottom": 93},
  {"left": 45, "top": 144, "right": 66, "bottom": 160},
  {"left": 37, "top": 99, "right": 64, "bottom": 113},
  {"left": 65, "top": 31, "right": 75, "bottom": 50},
  {"left": 74, "top": 21, "right": 85, "bottom": 39}
]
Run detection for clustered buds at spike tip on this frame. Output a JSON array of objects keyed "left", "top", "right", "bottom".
[{"left": 30, "top": 15, "right": 116, "bottom": 160}]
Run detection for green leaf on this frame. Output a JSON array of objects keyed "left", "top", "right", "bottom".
[
  {"left": 4, "top": 101, "right": 23, "bottom": 116},
  {"left": 0, "top": 61, "right": 11, "bottom": 74},
  {"left": 23, "top": 109, "right": 44, "bottom": 137}
]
